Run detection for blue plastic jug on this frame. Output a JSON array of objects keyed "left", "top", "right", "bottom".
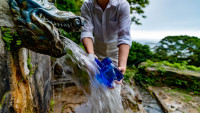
[{"left": 95, "top": 57, "right": 123, "bottom": 88}]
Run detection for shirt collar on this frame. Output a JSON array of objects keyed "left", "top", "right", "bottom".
[
  {"left": 109, "top": 0, "right": 118, "bottom": 6},
  {"left": 93, "top": 0, "right": 118, "bottom": 8}
]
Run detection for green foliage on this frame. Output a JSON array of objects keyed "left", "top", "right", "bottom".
[
  {"left": 143, "top": 60, "right": 200, "bottom": 72},
  {"left": 27, "top": 53, "right": 37, "bottom": 77},
  {"left": 134, "top": 73, "right": 158, "bottom": 86},
  {"left": 164, "top": 88, "right": 194, "bottom": 103},
  {"left": 27, "top": 53, "right": 33, "bottom": 76},
  {"left": 50, "top": 100, "right": 55, "bottom": 112},
  {"left": 175, "top": 79, "right": 187, "bottom": 86},
  {"left": 1, "top": 27, "right": 22, "bottom": 51},
  {"left": 59, "top": 28, "right": 81, "bottom": 44},
  {"left": 0, "top": 92, "right": 9, "bottom": 109},
  {"left": 182, "top": 94, "right": 192, "bottom": 102},
  {"left": 128, "top": 41, "right": 153, "bottom": 66},
  {"left": 55, "top": 0, "right": 83, "bottom": 14},
  {"left": 134, "top": 60, "right": 200, "bottom": 94},
  {"left": 127, "top": 0, "right": 150, "bottom": 25},
  {"left": 153, "top": 35, "right": 200, "bottom": 67},
  {"left": 124, "top": 66, "right": 138, "bottom": 82},
  {"left": 27, "top": 54, "right": 32, "bottom": 70}
]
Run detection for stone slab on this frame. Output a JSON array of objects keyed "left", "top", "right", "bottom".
[{"left": 148, "top": 86, "right": 200, "bottom": 113}]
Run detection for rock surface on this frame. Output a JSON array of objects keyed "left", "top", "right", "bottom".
[
  {"left": 50, "top": 82, "right": 146, "bottom": 113},
  {"left": 0, "top": 30, "right": 13, "bottom": 113},
  {"left": 0, "top": 0, "right": 14, "bottom": 27},
  {"left": 50, "top": 85, "right": 87, "bottom": 113},
  {"left": 0, "top": 32, "right": 52, "bottom": 112},
  {"left": 0, "top": 0, "right": 52, "bottom": 112},
  {"left": 148, "top": 86, "right": 200, "bottom": 113},
  {"left": 28, "top": 51, "right": 52, "bottom": 113}
]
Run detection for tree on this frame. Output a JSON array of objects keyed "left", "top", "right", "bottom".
[
  {"left": 154, "top": 35, "right": 200, "bottom": 66},
  {"left": 127, "top": 0, "right": 150, "bottom": 25},
  {"left": 128, "top": 41, "right": 153, "bottom": 66},
  {"left": 55, "top": 0, "right": 83, "bottom": 14}
]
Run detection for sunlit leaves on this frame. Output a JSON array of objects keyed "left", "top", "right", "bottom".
[
  {"left": 127, "top": 0, "right": 150, "bottom": 25},
  {"left": 154, "top": 35, "right": 200, "bottom": 66},
  {"left": 128, "top": 41, "right": 153, "bottom": 66}
]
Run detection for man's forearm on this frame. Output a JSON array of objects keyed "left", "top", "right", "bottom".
[
  {"left": 118, "top": 44, "right": 130, "bottom": 71},
  {"left": 82, "top": 37, "right": 94, "bottom": 54}
]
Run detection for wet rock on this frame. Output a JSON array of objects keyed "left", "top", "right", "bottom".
[
  {"left": 0, "top": 32, "right": 52, "bottom": 112},
  {"left": 0, "top": 31, "right": 5, "bottom": 55},
  {"left": 54, "top": 63, "right": 63, "bottom": 76},
  {"left": 0, "top": 32, "right": 13, "bottom": 112},
  {"left": 28, "top": 51, "right": 52, "bottom": 113},
  {"left": 50, "top": 86, "right": 87, "bottom": 113},
  {"left": 121, "top": 85, "right": 138, "bottom": 112},
  {"left": 50, "top": 83, "right": 146, "bottom": 113}
]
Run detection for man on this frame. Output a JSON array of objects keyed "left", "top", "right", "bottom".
[{"left": 81, "top": 0, "right": 132, "bottom": 79}]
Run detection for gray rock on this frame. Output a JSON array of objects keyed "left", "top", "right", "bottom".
[
  {"left": 28, "top": 51, "right": 52, "bottom": 113},
  {"left": 0, "top": 32, "right": 13, "bottom": 112},
  {"left": 0, "top": 0, "right": 52, "bottom": 112},
  {"left": 0, "top": 30, "right": 5, "bottom": 55},
  {"left": 0, "top": 32, "right": 52, "bottom": 112},
  {"left": 0, "top": 0, "right": 14, "bottom": 27}
]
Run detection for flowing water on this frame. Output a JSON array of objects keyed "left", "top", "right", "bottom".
[
  {"left": 55, "top": 37, "right": 123, "bottom": 113},
  {"left": 52, "top": 37, "right": 165, "bottom": 113},
  {"left": 136, "top": 84, "right": 164, "bottom": 113}
]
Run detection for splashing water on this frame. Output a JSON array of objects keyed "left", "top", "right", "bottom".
[{"left": 55, "top": 37, "right": 124, "bottom": 113}]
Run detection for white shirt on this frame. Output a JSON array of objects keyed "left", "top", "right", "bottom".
[{"left": 80, "top": 0, "right": 132, "bottom": 47}]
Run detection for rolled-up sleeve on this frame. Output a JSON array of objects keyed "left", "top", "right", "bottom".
[
  {"left": 80, "top": 3, "right": 94, "bottom": 42},
  {"left": 117, "top": 2, "right": 132, "bottom": 47}
]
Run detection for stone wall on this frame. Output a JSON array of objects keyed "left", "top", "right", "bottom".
[
  {"left": 0, "top": 0, "right": 52, "bottom": 112},
  {"left": 0, "top": 29, "right": 14, "bottom": 113}
]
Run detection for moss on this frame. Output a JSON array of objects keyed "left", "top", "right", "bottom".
[
  {"left": 27, "top": 53, "right": 32, "bottom": 71},
  {"left": 0, "top": 92, "right": 9, "bottom": 109},
  {"left": 182, "top": 94, "right": 192, "bottom": 102},
  {"left": 0, "top": 27, "right": 22, "bottom": 51},
  {"left": 134, "top": 60, "right": 200, "bottom": 94},
  {"left": 27, "top": 52, "right": 37, "bottom": 77},
  {"left": 50, "top": 100, "right": 55, "bottom": 112},
  {"left": 164, "top": 88, "right": 193, "bottom": 103},
  {"left": 61, "top": 104, "right": 66, "bottom": 113},
  {"left": 27, "top": 52, "right": 33, "bottom": 77}
]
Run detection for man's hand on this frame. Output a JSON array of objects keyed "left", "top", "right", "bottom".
[
  {"left": 88, "top": 53, "right": 98, "bottom": 59},
  {"left": 115, "top": 79, "right": 123, "bottom": 84},
  {"left": 118, "top": 66, "right": 126, "bottom": 75},
  {"left": 113, "top": 66, "right": 126, "bottom": 85}
]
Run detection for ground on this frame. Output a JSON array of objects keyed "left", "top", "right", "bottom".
[{"left": 149, "top": 86, "right": 200, "bottom": 113}]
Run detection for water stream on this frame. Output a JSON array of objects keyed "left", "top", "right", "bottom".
[
  {"left": 136, "top": 84, "right": 164, "bottom": 113},
  {"left": 53, "top": 37, "right": 164, "bottom": 113},
  {"left": 55, "top": 37, "right": 123, "bottom": 113}
]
